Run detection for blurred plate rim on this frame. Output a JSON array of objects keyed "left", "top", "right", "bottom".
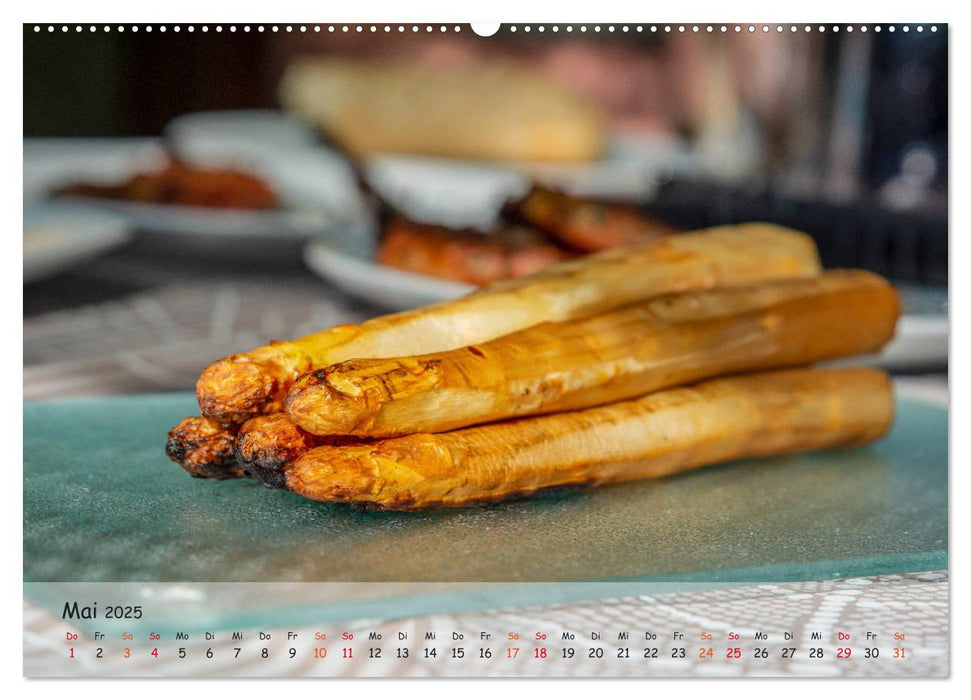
[
  {"left": 54, "top": 194, "right": 339, "bottom": 239},
  {"left": 23, "top": 203, "right": 131, "bottom": 283},
  {"left": 304, "top": 236, "right": 474, "bottom": 310}
]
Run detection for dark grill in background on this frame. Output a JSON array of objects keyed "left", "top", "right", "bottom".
[{"left": 646, "top": 178, "right": 947, "bottom": 286}]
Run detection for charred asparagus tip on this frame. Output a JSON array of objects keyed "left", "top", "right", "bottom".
[
  {"left": 234, "top": 414, "right": 325, "bottom": 489},
  {"left": 285, "top": 370, "right": 374, "bottom": 436},
  {"left": 286, "top": 446, "right": 379, "bottom": 502},
  {"left": 165, "top": 417, "right": 244, "bottom": 480},
  {"left": 196, "top": 357, "right": 278, "bottom": 423}
]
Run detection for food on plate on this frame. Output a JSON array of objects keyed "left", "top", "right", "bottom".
[
  {"left": 374, "top": 217, "right": 574, "bottom": 286},
  {"left": 285, "top": 270, "right": 899, "bottom": 437},
  {"left": 195, "top": 223, "right": 822, "bottom": 423},
  {"left": 54, "top": 157, "right": 279, "bottom": 210},
  {"left": 502, "top": 184, "right": 680, "bottom": 253},
  {"left": 284, "top": 367, "right": 893, "bottom": 510},
  {"left": 279, "top": 60, "right": 605, "bottom": 162},
  {"left": 374, "top": 188, "right": 681, "bottom": 284},
  {"left": 165, "top": 417, "right": 243, "bottom": 479}
]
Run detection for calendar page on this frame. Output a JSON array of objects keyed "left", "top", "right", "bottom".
[{"left": 21, "top": 19, "right": 949, "bottom": 680}]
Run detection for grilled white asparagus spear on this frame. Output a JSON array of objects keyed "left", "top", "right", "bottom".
[
  {"left": 286, "top": 367, "right": 894, "bottom": 510},
  {"left": 286, "top": 270, "right": 898, "bottom": 437},
  {"left": 196, "top": 223, "right": 821, "bottom": 423}
]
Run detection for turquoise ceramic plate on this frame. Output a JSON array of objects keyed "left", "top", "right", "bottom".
[
  {"left": 24, "top": 389, "right": 946, "bottom": 585},
  {"left": 22, "top": 388, "right": 947, "bottom": 631}
]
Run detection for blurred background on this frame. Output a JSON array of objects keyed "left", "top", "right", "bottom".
[{"left": 23, "top": 24, "right": 948, "bottom": 400}]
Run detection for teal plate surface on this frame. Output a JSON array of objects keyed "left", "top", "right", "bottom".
[{"left": 24, "top": 391, "right": 947, "bottom": 584}]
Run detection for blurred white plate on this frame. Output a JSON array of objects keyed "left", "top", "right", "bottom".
[
  {"left": 304, "top": 234, "right": 473, "bottom": 311},
  {"left": 166, "top": 109, "right": 316, "bottom": 164},
  {"left": 24, "top": 205, "right": 130, "bottom": 283},
  {"left": 366, "top": 130, "right": 699, "bottom": 229},
  {"left": 166, "top": 110, "right": 696, "bottom": 229},
  {"left": 27, "top": 137, "right": 366, "bottom": 240},
  {"left": 54, "top": 195, "right": 337, "bottom": 239},
  {"left": 305, "top": 235, "right": 948, "bottom": 369},
  {"left": 859, "top": 315, "right": 948, "bottom": 371}
]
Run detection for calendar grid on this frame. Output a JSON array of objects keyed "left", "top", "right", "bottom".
[{"left": 25, "top": 571, "right": 947, "bottom": 677}]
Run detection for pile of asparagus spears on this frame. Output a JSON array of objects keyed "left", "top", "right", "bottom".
[{"left": 167, "top": 223, "right": 899, "bottom": 510}]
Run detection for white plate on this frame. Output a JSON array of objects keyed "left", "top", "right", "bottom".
[
  {"left": 24, "top": 204, "right": 131, "bottom": 283},
  {"left": 304, "top": 235, "right": 948, "bottom": 369},
  {"left": 165, "top": 109, "right": 316, "bottom": 164},
  {"left": 304, "top": 235, "right": 473, "bottom": 311},
  {"left": 859, "top": 315, "right": 949, "bottom": 370},
  {"left": 167, "top": 110, "right": 699, "bottom": 228},
  {"left": 26, "top": 137, "right": 367, "bottom": 240},
  {"left": 365, "top": 131, "right": 695, "bottom": 229},
  {"left": 55, "top": 195, "right": 338, "bottom": 239}
]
